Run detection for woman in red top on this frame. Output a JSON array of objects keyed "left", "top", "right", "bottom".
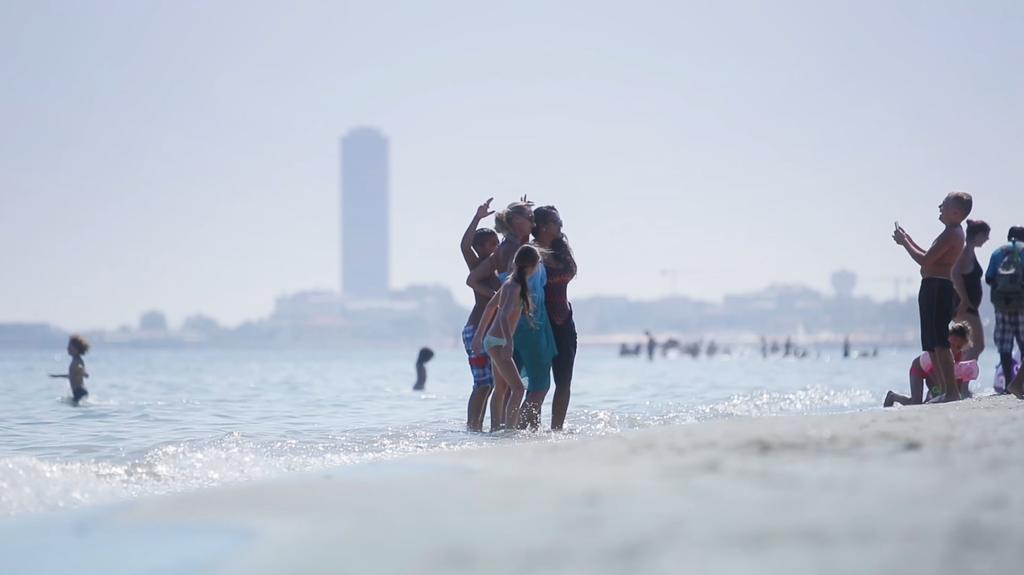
[{"left": 531, "top": 206, "right": 577, "bottom": 430}]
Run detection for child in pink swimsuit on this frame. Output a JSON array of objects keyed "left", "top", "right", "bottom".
[{"left": 884, "top": 322, "right": 978, "bottom": 407}]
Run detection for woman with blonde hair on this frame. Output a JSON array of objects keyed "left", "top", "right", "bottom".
[
  {"left": 467, "top": 201, "right": 537, "bottom": 430},
  {"left": 467, "top": 201, "right": 534, "bottom": 300}
]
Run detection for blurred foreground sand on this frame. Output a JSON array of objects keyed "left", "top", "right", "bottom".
[{"left": 6, "top": 396, "right": 1024, "bottom": 575}]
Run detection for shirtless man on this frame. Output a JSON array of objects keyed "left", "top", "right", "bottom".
[
  {"left": 893, "top": 192, "right": 972, "bottom": 402},
  {"left": 460, "top": 199, "right": 500, "bottom": 431}
]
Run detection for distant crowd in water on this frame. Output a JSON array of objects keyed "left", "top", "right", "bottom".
[
  {"left": 618, "top": 332, "right": 730, "bottom": 361},
  {"left": 619, "top": 334, "right": 865, "bottom": 361},
  {"left": 460, "top": 198, "right": 577, "bottom": 432}
]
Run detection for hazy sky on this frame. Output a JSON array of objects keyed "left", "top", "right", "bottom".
[{"left": 2, "top": 1, "right": 1022, "bottom": 330}]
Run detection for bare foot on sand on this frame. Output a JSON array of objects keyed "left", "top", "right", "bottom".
[{"left": 883, "top": 391, "right": 896, "bottom": 408}]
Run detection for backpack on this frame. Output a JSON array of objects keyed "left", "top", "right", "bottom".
[{"left": 992, "top": 241, "right": 1024, "bottom": 312}]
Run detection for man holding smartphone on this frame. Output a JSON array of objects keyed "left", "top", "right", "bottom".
[{"left": 892, "top": 192, "right": 973, "bottom": 402}]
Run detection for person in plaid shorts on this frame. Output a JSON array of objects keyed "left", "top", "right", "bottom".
[
  {"left": 459, "top": 200, "right": 501, "bottom": 431},
  {"left": 986, "top": 226, "right": 1024, "bottom": 397}
]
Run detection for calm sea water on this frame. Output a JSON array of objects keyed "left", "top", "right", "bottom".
[{"left": 0, "top": 345, "right": 997, "bottom": 516}]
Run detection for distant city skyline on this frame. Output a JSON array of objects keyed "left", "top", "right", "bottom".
[
  {"left": 341, "top": 128, "right": 390, "bottom": 299},
  {"left": 0, "top": 272, "right": 930, "bottom": 348},
  {"left": 1, "top": 2, "right": 1021, "bottom": 330}
]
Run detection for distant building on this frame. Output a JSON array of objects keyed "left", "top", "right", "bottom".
[
  {"left": 831, "top": 269, "right": 858, "bottom": 300},
  {"left": 138, "top": 310, "right": 169, "bottom": 332},
  {"left": 0, "top": 323, "right": 66, "bottom": 348},
  {"left": 181, "top": 314, "right": 223, "bottom": 337},
  {"left": 265, "top": 286, "right": 466, "bottom": 344},
  {"left": 271, "top": 291, "right": 344, "bottom": 326},
  {"left": 341, "top": 128, "right": 390, "bottom": 300}
]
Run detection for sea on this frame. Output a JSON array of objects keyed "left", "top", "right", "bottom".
[{"left": 0, "top": 344, "right": 999, "bottom": 517}]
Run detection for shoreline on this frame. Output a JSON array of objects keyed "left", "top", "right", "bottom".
[{"left": 3, "top": 396, "right": 1024, "bottom": 574}]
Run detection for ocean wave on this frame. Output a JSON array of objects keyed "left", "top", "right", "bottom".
[
  {"left": 0, "top": 385, "right": 877, "bottom": 517},
  {"left": 0, "top": 427, "right": 492, "bottom": 517},
  {"left": 566, "top": 385, "right": 877, "bottom": 434}
]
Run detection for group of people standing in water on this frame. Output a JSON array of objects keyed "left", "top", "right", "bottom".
[
  {"left": 886, "top": 191, "right": 1024, "bottom": 406},
  {"left": 459, "top": 198, "right": 577, "bottom": 432}
]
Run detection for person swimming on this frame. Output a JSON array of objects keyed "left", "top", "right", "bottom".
[
  {"left": 49, "top": 334, "right": 90, "bottom": 405},
  {"left": 412, "top": 347, "right": 434, "bottom": 391}
]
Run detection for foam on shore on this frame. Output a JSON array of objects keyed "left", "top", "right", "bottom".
[
  {"left": 3, "top": 396, "right": 1023, "bottom": 575},
  {"left": 0, "top": 385, "right": 876, "bottom": 516}
]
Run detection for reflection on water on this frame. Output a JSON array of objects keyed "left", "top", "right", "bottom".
[{"left": 0, "top": 346, "right": 955, "bottom": 515}]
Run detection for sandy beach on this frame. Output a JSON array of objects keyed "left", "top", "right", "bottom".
[{"left": 4, "top": 396, "right": 1024, "bottom": 575}]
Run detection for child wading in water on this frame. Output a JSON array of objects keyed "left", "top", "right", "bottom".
[
  {"left": 473, "top": 244, "right": 542, "bottom": 431},
  {"left": 50, "top": 335, "right": 90, "bottom": 405},
  {"left": 460, "top": 199, "right": 500, "bottom": 431}
]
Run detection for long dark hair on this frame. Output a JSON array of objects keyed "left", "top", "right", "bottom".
[
  {"left": 965, "top": 219, "right": 990, "bottom": 241},
  {"left": 513, "top": 244, "right": 541, "bottom": 320},
  {"left": 533, "top": 205, "right": 576, "bottom": 277}
]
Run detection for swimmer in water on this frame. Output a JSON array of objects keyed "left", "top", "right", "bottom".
[
  {"left": 49, "top": 334, "right": 90, "bottom": 405},
  {"left": 413, "top": 347, "right": 434, "bottom": 391}
]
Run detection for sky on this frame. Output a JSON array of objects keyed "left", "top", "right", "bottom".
[{"left": 1, "top": 0, "right": 1022, "bottom": 331}]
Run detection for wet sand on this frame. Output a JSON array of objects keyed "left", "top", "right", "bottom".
[{"left": 4, "top": 396, "right": 1023, "bottom": 575}]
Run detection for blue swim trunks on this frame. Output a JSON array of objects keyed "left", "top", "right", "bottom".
[{"left": 462, "top": 324, "right": 494, "bottom": 388}]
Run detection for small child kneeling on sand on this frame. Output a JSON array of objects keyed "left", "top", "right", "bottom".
[{"left": 884, "top": 322, "right": 979, "bottom": 407}]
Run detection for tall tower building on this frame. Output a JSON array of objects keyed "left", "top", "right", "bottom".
[{"left": 340, "top": 127, "right": 389, "bottom": 299}]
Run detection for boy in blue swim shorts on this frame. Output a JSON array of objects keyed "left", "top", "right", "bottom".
[
  {"left": 460, "top": 199, "right": 500, "bottom": 431},
  {"left": 464, "top": 325, "right": 494, "bottom": 387}
]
